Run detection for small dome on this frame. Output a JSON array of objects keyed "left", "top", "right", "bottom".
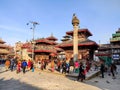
[{"left": 72, "top": 14, "right": 80, "bottom": 26}]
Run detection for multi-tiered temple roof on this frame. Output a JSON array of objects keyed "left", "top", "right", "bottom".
[
  {"left": 0, "top": 38, "right": 9, "bottom": 55},
  {"left": 66, "top": 29, "right": 92, "bottom": 36},
  {"left": 46, "top": 34, "right": 58, "bottom": 41},
  {"left": 21, "top": 34, "right": 60, "bottom": 60},
  {"left": 33, "top": 38, "right": 57, "bottom": 53},
  {"left": 58, "top": 28, "right": 98, "bottom": 49},
  {"left": 110, "top": 28, "right": 120, "bottom": 43}
]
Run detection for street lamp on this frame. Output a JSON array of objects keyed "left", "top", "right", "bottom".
[{"left": 27, "top": 21, "right": 39, "bottom": 61}]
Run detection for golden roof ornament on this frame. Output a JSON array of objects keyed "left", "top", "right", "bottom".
[{"left": 72, "top": 13, "right": 80, "bottom": 26}]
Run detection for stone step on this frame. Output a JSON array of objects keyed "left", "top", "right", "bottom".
[
  {"left": 66, "top": 70, "right": 100, "bottom": 80},
  {"left": 86, "top": 71, "right": 100, "bottom": 80}
]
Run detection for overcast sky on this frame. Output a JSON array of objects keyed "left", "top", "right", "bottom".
[{"left": 0, "top": 0, "right": 120, "bottom": 46}]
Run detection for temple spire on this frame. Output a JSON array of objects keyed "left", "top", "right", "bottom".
[
  {"left": 72, "top": 13, "right": 80, "bottom": 26},
  {"left": 51, "top": 33, "right": 53, "bottom": 36},
  {"left": 72, "top": 13, "right": 76, "bottom": 18}
]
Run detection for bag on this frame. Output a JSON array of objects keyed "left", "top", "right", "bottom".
[{"left": 60, "top": 69, "right": 63, "bottom": 73}]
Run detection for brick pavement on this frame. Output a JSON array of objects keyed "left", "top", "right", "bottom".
[{"left": 0, "top": 65, "right": 101, "bottom": 90}]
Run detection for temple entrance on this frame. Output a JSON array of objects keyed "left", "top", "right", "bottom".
[{"left": 35, "top": 52, "right": 49, "bottom": 62}]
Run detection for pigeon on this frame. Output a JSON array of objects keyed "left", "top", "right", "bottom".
[{"left": 106, "top": 80, "right": 110, "bottom": 83}]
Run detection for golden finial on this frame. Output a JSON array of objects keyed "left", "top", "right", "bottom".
[{"left": 72, "top": 13, "right": 80, "bottom": 26}]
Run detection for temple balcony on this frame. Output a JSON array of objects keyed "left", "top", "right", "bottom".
[
  {"left": 0, "top": 49, "right": 9, "bottom": 54},
  {"left": 111, "top": 45, "right": 120, "bottom": 48},
  {"left": 34, "top": 45, "right": 56, "bottom": 53},
  {"left": 95, "top": 51, "right": 111, "bottom": 56},
  {"left": 112, "top": 33, "right": 120, "bottom": 37},
  {"left": 110, "top": 37, "right": 120, "bottom": 42}
]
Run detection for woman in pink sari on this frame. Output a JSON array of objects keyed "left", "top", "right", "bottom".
[{"left": 74, "top": 61, "right": 79, "bottom": 73}]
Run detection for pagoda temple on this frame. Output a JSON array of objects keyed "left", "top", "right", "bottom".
[
  {"left": 95, "top": 44, "right": 112, "bottom": 66},
  {"left": 95, "top": 44, "right": 111, "bottom": 57},
  {"left": 15, "top": 41, "right": 23, "bottom": 59},
  {"left": 0, "top": 38, "right": 10, "bottom": 59},
  {"left": 21, "top": 34, "right": 60, "bottom": 62},
  {"left": 110, "top": 28, "right": 120, "bottom": 64},
  {"left": 33, "top": 35, "right": 58, "bottom": 61},
  {"left": 21, "top": 42, "right": 31, "bottom": 60},
  {"left": 57, "top": 15, "right": 98, "bottom": 61}
]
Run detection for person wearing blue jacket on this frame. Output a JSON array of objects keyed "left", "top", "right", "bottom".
[{"left": 22, "top": 60, "right": 27, "bottom": 74}]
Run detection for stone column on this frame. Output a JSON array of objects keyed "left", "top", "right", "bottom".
[{"left": 72, "top": 14, "right": 80, "bottom": 62}]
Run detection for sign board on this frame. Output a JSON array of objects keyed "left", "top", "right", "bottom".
[{"left": 112, "top": 54, "right": 120, "bottom": 60}]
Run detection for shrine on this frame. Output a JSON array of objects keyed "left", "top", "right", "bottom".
[
  {"left": 21, "top": 34, "right": 60, "bottom": 62},
  {"left": 110, "top": 28, "right": 120, "bottom": 64},
  {"left": 0, "top": 38, "right": 10, "bottom": 59},
  {"left": 57, "top": 14, "right": 98, "bottom": 61}
]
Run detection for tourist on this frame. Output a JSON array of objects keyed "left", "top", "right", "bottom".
[
  {"left": 51, "top": 60, "right": 55, "bottom": 72},
  {"left": 94, "top": 63, "right": 98, "bottom": 71},
  {"left": 110, "top": 63, "right": 117, "bottom": 79},
  {"left": 10, "top": 59, "right": 14, "bottom": 71},
  {"left": 66, "top": 62, "right": 70, "bottom": 73},
  {"left": 57, "top": 60, "right": 61, "bottom": 72},
  {"left": 69, "top": 58, "right": 74, "bottom": 73},
  {"left": 37, "top": 60, "right": 41, "bottom": 69},
  {"left": 77, "top": 63, "right": 85, "bottom": 82},
  {"left": 16, "top": 60, "right": 21, "bottom": 74},
  {"left": 21, "top": 60, "right": 27, "bottom": 74},
  {"left": 60, "top": 61, "right": 63, "bottom": 73},
  {"left": 27, "top": 59, "right": 32, "bottom": 71},
  {"left": 5, "top": 59, "right": 10, "bottom": 71},
  {"left": 74, "top": 61, "right": 79, "bottom": 73},
  {"left": 44, "top": 59, "right": 47, "bottom": 70},
  {"left": 10, "top": 58, "right": 15, "bottom": 71},
  {"left": 100, "top": 61, "right": 105, "bottom": 78},
  {"left": 62, "top": 61, "right": 67, "bottom": 74},
  {"left": 31, "top": 61, "right": 34, "bottom": 72},
  {"left": 86, "top": 60, "right": 90, "bottom": 72},
  {"left": 41, "top": 60, "right": 44, "bottom": 70}
]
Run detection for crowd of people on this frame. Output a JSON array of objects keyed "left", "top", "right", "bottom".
[
  {"left": 4, "top": 57, "right": 34, "bottom": 74},
  {"left": 2, "top": 57, "right": 96, "bottom": 82},
  {"left": 1, "top": 57, "right": 118, "bottom": 82},
  {"left": 36, "top": 58, "right": 91, "bottom": 82},
  {"left": 100, "top": 60, "right": 117, "bottom": 79}
]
